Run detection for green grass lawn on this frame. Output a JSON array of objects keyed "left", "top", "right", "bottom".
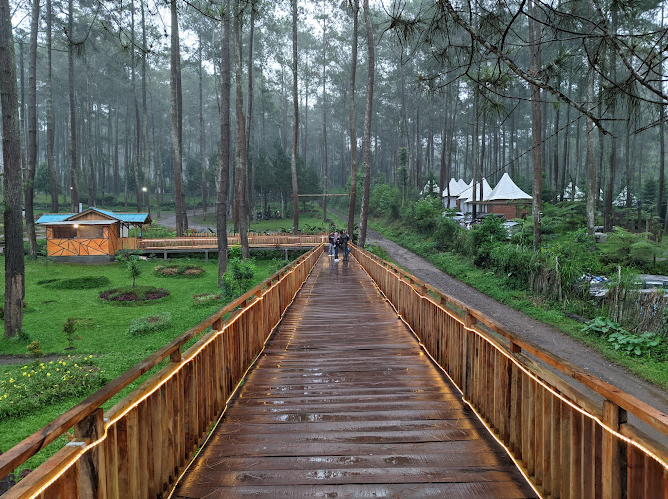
[{"left": 0, "top": 253, "right": 289, "bottom": 475}]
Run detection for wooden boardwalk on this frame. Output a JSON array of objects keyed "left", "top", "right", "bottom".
[{"left": 171, "top": 255, "right": 536, "bottom": 499}]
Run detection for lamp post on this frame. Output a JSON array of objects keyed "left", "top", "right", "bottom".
[{"left": 142, "top": 186, "right": 148, "bottom": 213}]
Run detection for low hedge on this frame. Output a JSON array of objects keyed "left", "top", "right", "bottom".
[{"left": 127, "top": 312, "right": 172, "bottom": 336}]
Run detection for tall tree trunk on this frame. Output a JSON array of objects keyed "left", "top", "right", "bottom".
[
  {"left": 347, "top": 0, "right": 359, "bottom": 237},
  {"left": 552, "top": 91, "right": 560, "bottom": 202},
  {"left": 586, "top": 69, "right": 597, "bottom": 235},
  {"left": 322, "top": 6, "right": 329, "bottom": 222},
  {"left": 141, "top": 1, "right": 150, "bottom": 215},
  {"left": 218, "top": 0, "right": 231, "bottom": 281},
  {"left": 246, "top": 2, "right": 256, "bottom": 223},
  {"left": 25, "top": 0, "right": 40, "bottom": 258},
  {"left": 171, "top": 0, "right": 186, "bottom": 235},
  {"left": 358, "top": 0, "right": 374, "bottom": 247},
  {"left": 0, "top": 0, "right": 25, "bottom": 338},
  {"left": 46, "top": 0, "right": 58, "bottom": 212},
  {"left": 131, "top": 0, "right": 142, "bottom": 213},
  {"left": 234, "top": 0, "right": 250, "bottom": 258},
  {"left": 68, "top": 0, "right": 79, "bottom": 212},
  {"left": 290, "top": 0, "right": 299, "bottom": 234},
  {"left": 529, "top": 0, "right": 542, "bottom": 250},
  {"left": 199, "top": 37, "right": 207, "bottom": 217}
]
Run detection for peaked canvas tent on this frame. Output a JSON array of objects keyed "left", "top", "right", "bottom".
[
  {"left": 484, "top": 173, "right": 532, "bottom": 219},
  {"left": 36, "top": 207, "right": 151, "bottom": 262},
  {"left": 613, "top": 187, "right": 637, "bottom": 207},
  {"left": 563, "top": 182, "right": 586, "bottom": 201},
  {"left": 459, "top": 178, "right": 492, "bottom": 214},
  {"left": 442, "top": 178, "right": 466, "bottom": 208}
]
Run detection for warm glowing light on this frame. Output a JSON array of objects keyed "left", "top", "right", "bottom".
[
  {"left": 142, "top": 186, "right": 147, "bottom": 192},
  {"left": 24, "top": 247, "right": 323, "bottom": 499},
  {"left": 355, "top": 249, "right": 668, "bottom": 479},
  {"left": 73, "top": 224, "right": 78, "bottom": 229}
]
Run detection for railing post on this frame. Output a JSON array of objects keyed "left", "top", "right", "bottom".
[
  {"left": 75, "top": 408, "right": 105, "bottom": 499},
  {"left": 462, "top": 312, "right": 477, "bottom": 398},
  {"left": 510, "top": 341, "right": 522, "bottom": 354},
  {"left": 602, "top": 399, "right": 627, "bottom": 499}
]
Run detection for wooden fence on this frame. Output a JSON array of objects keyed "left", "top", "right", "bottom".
[
  {"left": 138, "top": 234, "right": 326, "bottom": 250},
  {"left": 351, "top": 245, "right": 668, "bottom": 499},
  {"left": 0, "top": 245, "right": 323, "bottom": 499}
]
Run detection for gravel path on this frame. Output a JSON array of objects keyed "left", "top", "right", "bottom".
[{"left": 366, "top": 228, "right": 668, "bottom": 445}]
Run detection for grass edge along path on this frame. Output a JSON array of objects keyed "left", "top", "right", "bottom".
[{"left": 368, "top": 220, "right": 668, "bottom": 390}]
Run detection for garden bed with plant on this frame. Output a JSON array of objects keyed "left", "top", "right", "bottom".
[{"left": 0, "top": 251, "right": 288, "bottom": 475}]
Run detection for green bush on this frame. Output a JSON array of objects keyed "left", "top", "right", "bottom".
[
  {"left": 370, "top": 184, "right": 401, "bottom": 219},
  {"left": 38, "top": 276, "right": 111, "bottom": 290},
  {"left": 405, "top": 197, "right": 442, "bottom": 233},
  {"left": 154, "top": 264, "right": 206, "bottom": 277},
  {"left": 582, "top": 316, "right": 627, "bottom": 337},
  {"left": 127, "top": 312, "right": 172, "bottom": 335},
  {"left": 607, "top": 331, "right": 662, "bottom": 357},
  {"left": 192, "top": 293, "right": 222, "bottom": 307},
  {"left": 0, "top": 356, "right": 106, "bottom": 418},
  {"left": 221, "top": 258, "right": 256, "bottom": 299},
  {"left": 100, "top": 286, "right": 170, "bottom": 304},
  {"left": 472, "top": 216, "right": 508, "bottom": 266},
  {"left": 433, "top": 217, "right": 465, "bottom": 252}
]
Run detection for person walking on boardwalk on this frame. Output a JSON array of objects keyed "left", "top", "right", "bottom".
[
  {"left": 340, "top": 230, "right": 350, "bottom": 261},
  {"left": 333, "top": 230, "right": 340, "bottom": 261},
  {"left": 328, "top": 231, "right": 335, "bottom": 256}
]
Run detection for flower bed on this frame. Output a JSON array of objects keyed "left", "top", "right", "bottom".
[
  {"left": 100, "top": 286, "right": 170, "bottom": 303},
  {"left": 154, "top": 264, "right": 205, "bottom": 277}
]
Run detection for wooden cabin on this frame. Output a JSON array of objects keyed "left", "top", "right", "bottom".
[{"left": 36, "top": 208, "right": 151, "bottom": 262}]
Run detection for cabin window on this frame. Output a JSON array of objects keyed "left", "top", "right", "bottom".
[
  {"left": 52, "top": 226, "right": 76, "bottom": 239},
  {"left": 78, "top": 225, "right": 104, "bottom": 239}
]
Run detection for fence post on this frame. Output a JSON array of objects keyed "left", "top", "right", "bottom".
[
  {"left": 602, "top": 399, "right": 627, "bottom": 499},
  {"left": 462, "top": 312, "right": 477, "bottom": 398},
  {"left": 75, "top": 408, "right": 105, "bottom": 499}
]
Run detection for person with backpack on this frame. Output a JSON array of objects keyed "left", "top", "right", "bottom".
[{"left": 328, "top": 231, "right": 335, "bottom": 256}]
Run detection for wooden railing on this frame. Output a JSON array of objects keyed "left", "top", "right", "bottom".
[
  {"left": 351, "top": 244, "right": 668, "bottom": 499},
  {"left": 139, "top": 234, "right": 326, "bottom": 250},
  {"left": 0, "top": 245, "right": 324, "bottom": 499}
]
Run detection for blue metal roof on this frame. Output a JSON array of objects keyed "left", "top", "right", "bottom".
[
  {"left": 36, "top": 214, "right": 74, "bottom": 223},
  {"left": 36, "top": 208, "right": 150, "bottom": 225}
]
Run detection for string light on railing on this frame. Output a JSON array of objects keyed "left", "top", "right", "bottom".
[
  {"left": 22, "top": 247, "right": 323, "bottom": 499},
  {"left": 354, "top": 247, "right": 668, "bottom": 477}
]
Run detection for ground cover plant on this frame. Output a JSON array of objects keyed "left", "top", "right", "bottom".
[
  {"left": 0, "top": 254, "right": 286, "bottom": 474},
  {"left": 368, "top": 194, "right": 668, "bottom": 390},
  {"left": 154, "top": 264, "right": 205, "bottom": 277}
]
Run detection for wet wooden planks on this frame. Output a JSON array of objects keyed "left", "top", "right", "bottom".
[{"left": 172, "top": 255, "right": 536, "bottom": 499}]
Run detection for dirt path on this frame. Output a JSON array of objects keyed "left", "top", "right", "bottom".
[
  {"left": 366, "top": 228, "right": 668, "bottom": 445},
  {"left": 153, "top": 210, "right": 212, "bottom": 232}
]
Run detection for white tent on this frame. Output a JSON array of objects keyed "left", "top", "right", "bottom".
[
  {"left": 459, "top": 178, "right": 492, "bottom": 214},
  {"left": 485, "top": 173, "right": 532, "bottom": 201},
  {"left": 613, "top": 187, "right": 637, "bottom": 207},
  {"left": 420, "top": 180, "right": 440, "bottom": 196},
  {"left": 563, "top": 182, "right": 586, "bottom": 201},
  {"left": 442, "top": 178, "right": 466, "bottom": 208}
]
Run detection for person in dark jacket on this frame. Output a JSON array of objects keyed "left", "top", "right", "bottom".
[{"left": 340, "top": 230, "right": 350, "bottom": 261}]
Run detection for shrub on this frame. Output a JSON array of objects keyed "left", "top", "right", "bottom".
[
  {"left": 192, "top": 293, "right": 222, "bottom": 307},
  {"left": 607, "top": 331, "right": 662, "bottom": 357},
  {"left": 471, "top": 216, "right": 508, "bottom": 267},
  {"left": 221, "top": 258, "right": 256, "bottom": 299},
  {"left": 408, "top": 197, "right": 442, "bottom": 232},
  {"left": 154, "top": 264, "right": 205, "bottom": 277},
  {"left": 38, "top": 276, "right": 111, "bottom": 290},
  {"left": 0, "top": 356, "right": 106, "bottom": 418},
  {"left": 370, "top": 184, "right": 401, "bottom": 219},
  {"left": 582, "top": 316, "right": 627, "bottom": 337},
  {"left": 127, "top": 312, "right": 172, "bottom": 335},
  {"left": 62, "top": 317, "right": 79, "bottom": 350},
  {"left": 100, "top": 286, "right": 170, "bottom": 304},
  {"left": 433, "top": 217, "right": 464, "bottom": 252}
]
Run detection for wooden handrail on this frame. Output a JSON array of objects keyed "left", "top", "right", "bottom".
[
  {"left": 355, "top": 245, "right": 668, "bottom": 438},
  {"left": 352, "top": 243, "right": 668, "bottom": 499},
  {"left": 0, "top": 246, "right": 322, "bottom": 482}
]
